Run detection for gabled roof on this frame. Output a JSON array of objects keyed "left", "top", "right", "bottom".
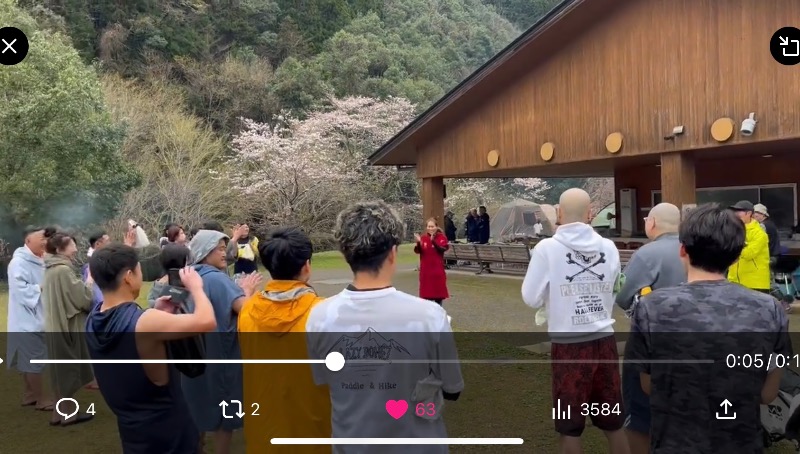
[{"left": 369, "top": 0, "right": 626, "bottom": 166}]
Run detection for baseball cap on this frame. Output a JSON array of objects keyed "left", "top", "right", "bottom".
[
  {"left": 753, "top": 203, "right": 769, "bottom": 217},
  {"left": 729, "top": 200, "right": 754, "bottom": 212}
]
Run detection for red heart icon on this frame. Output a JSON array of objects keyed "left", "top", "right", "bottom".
[{"left": 385, "top": 399, "right": 408, "bottom": 419}]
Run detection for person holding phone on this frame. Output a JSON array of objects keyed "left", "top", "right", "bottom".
[
  {"left": 227, "top": 223, "right": 259, "bottom": 277},
  {"left": 146, "top": 243, "right": 209, "bottom": 451},
  {"left": 126, "top": 220, "right": 151, "bottom": 248},
  {"left": 86, "top": 243, "right": 217, "bottom": 452},
  {"left": 147, "top": 244, "right": 193, "bottom": 310},
  {"left": 414, "top": 218, "right": 450, "bottom": 306}
]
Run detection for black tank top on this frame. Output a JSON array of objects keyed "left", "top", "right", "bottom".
[{"left": 86, "top": 303, "right": 200, "bottom": 453}]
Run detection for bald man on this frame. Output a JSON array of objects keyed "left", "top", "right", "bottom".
[
  {"left": 615, "top": 203, "right": 686, "bottom": 311},
  {"left": 522, "top": 188, "right": 629, "bottom": 454},
  {"left": 615, "top": 203, "right": 686, "bottom": 454}
]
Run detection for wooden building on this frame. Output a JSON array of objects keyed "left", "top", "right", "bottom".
[{"left": 369, "top": 0, "right": 800, "bottom": 238}]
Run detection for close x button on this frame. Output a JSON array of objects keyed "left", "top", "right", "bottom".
[{"left": 0, "top": 26, "right": 29, "bottom": 66}]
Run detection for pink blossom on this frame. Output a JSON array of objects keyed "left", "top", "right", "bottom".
[{"left": 226, "top": 96, "right": 417, "bottom": 229}]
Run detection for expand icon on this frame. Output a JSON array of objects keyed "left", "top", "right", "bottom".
[{"left": 770, "top": 27, "right": 800, "bottom": 65}]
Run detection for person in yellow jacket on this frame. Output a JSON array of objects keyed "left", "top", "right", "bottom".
[
  {"left": 727, "top": 201, "right": 771, "bottom": 292},
  {"left": 238, "top": 227, "right": 331, "bottom": 453}
]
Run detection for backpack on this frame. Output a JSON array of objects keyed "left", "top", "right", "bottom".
[{"left": 158, "top": 284, "right": 207, "bottom": 378}]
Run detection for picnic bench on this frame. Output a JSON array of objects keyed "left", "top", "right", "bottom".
[
  {"left": 618, "top": 249, "right": 635, "bottom": 268},
  {"left": 444, "top": 242, "right": 638, "bottom": 272},
  {"left": 614, "top": 241, "right": 643, "bottom": 269},
  {"left": 444, "top": 243, "right": 532, "bottom": 274}
]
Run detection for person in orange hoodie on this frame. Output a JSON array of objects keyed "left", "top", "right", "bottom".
[{"left": 238, "top": 227, "right": 331, "bottom": 453}]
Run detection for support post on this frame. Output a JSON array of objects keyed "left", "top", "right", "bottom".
[
  {"left": 421, "top": 177, "right": 445, "bottom": 225},
  {"left": 660, "top": 152, "right": 696, "bottom": 211}
]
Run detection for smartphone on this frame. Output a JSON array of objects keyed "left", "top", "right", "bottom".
[{"left": 167, "top": 268, "right": 184, "bottom": 288}]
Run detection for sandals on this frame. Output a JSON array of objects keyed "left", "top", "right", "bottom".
[
  {"left": 22, "top": 401, "right": 54, "bottom": 411},
  {"left": 50, "top": 414, "right": 94, "bottom": 427}
]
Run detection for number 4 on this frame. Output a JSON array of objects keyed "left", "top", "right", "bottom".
[{"left": 86, "top": 403, "right": 96, "bottom": 415}]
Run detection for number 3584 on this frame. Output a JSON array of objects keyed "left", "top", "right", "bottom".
[{"left": 580, "top": 403, "right": 621, "bottom": 416}]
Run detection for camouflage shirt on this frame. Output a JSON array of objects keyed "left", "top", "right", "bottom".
[{"left": 626, "top": 280, "right": 790, "bottom": 453}]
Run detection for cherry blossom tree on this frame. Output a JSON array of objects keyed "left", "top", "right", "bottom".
[
  {"left": 227, "top": 96, "right": 418, "bottom": 242},
  {"left": 446, "top": 179, "right": 495, "bottom": 211},
  {"left": 445, "top": 177, "right": 550, "bottom": 219},
  {"left": 584, "top": 177, "right": 615, "bottom": 213},
  {"left": 511, "top": 177, "right": 550, "bottom": 201},
  {"left": 230, "top": 95, "right": 555, "bottom": 241},
  {"left": 302, "top": 96, "right": 419, "bottom": 204}
]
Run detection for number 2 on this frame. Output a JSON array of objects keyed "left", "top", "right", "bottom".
[{"left": 251, "top": 403, "right": 260, "bottom": 416}]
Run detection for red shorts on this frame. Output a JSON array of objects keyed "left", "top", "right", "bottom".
[{"left": 551, "top": 335, "right": 624, "bottom": 436}]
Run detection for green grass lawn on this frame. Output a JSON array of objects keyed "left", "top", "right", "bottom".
[
  {"left": 312, "top": 243, "right": 419, "bottom": 270},
  {"left": 0, "top": 243, "right": 797, "bottom": 453}
]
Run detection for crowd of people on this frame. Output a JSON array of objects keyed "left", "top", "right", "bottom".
[
  {"left": 3, "top": 189, "right": 793, "bottom": 454},
  {"left": 523, "top": 190, "right": 789, "bottom": 454},
  {"left": 5, "top": 202, "right": 462, "bottom": 453},
  {"left": 463, "top": 206, "right": 493, "bottom": 273},
  {"left": 6, "top": 226, "right": 138, "bottom": 425}
]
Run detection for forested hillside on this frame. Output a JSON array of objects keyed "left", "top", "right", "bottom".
[
  {"left": 23, "top": 0, "right": 532, "bottom": 128},
  {"left": 1, "top": 0, "right": 610, "bottom": 252}
]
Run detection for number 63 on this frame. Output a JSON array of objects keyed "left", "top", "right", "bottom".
[{"left": 415, "top": 403, "right": 436, "bottom": 416}]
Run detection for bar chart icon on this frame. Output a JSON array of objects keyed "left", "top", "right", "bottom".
[{"left": 552, "top": 399, "right": 571, "bottom": 420}]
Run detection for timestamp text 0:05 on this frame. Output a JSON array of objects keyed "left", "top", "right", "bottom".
[{"left": 725, "top": 354, "right": 795, "bottom": 369}]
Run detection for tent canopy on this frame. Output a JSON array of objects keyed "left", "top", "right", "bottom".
[
  {"left": 491, "top": 199, "right": 555, "bottom": 242},
  {"left": 539, "top": 204, "right": 557, "bottom": 227}
]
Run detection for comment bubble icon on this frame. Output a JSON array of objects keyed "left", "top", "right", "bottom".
[{"left": 55, "top": 398, "right": 79, "bottom": 421}]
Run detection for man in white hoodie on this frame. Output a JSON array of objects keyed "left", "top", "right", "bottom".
[{"left": 522, "top": 188, "right": 628, "bottom": 454}]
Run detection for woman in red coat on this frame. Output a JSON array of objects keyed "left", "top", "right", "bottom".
[{"left": 414, "top": 218, "right": 450, "bottom": 305}]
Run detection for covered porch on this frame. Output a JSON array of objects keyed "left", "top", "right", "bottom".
[{"left": 420, "top": 138, "right": 800, "bottom": 253}]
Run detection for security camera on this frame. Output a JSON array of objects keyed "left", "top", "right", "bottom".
[
  {"left": 664, "top": 126, "right": 684, "bottom": 141},
  {"left": 741, "top": 113, "right": 756, "bottom": 136}
]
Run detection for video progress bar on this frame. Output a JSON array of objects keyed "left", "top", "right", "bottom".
[
  {"left": 270, "top": 438, "right": 524, "bottom": 445},
  {"left": 30, "top": 359, "right": 325, "bottom": 364},
  {"left": 28, "top": 359, "right": 714, "bottom": 364},
  {"left": 346, "top": 359, "right": 715, "bottom": 364}
]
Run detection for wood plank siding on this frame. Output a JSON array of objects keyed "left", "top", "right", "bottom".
[{"left": 410, "top": 0, "right": 800, "bottom": 179}]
